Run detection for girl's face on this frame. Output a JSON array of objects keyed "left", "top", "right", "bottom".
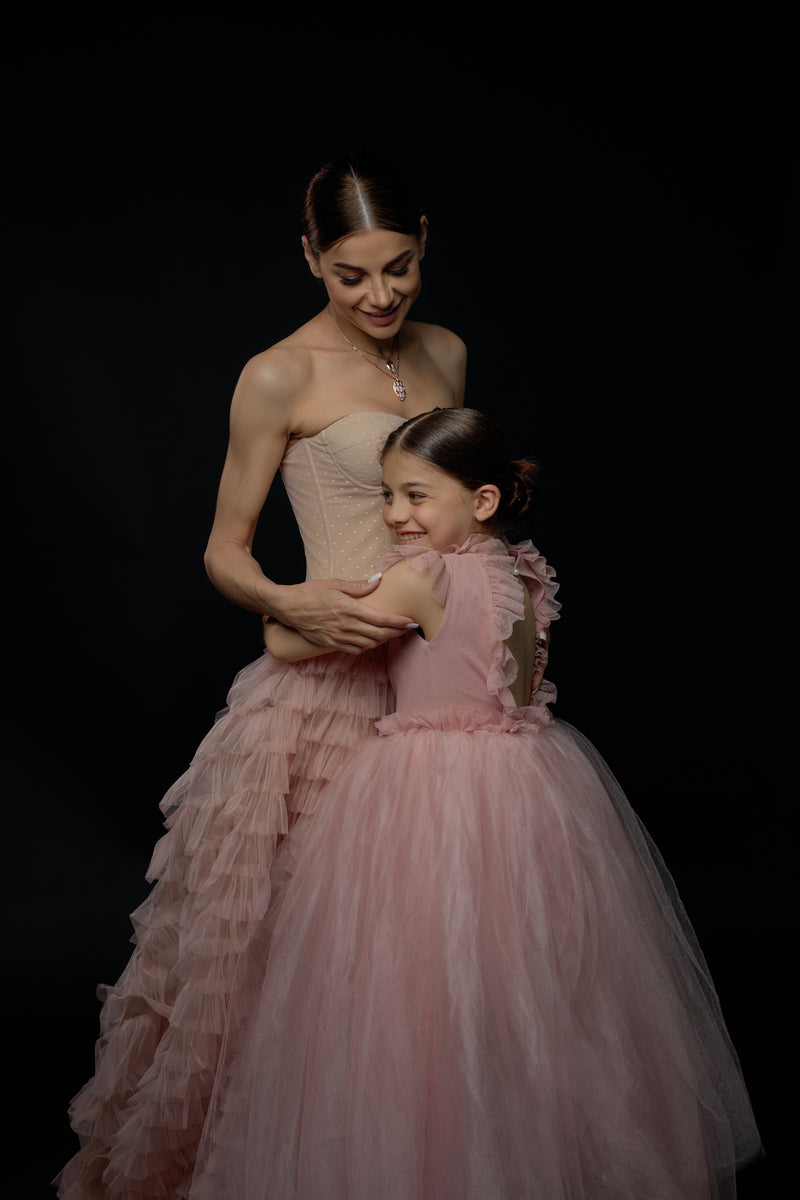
[
  {"left": 303, "top": 224, "right": 426, "bottom": 348},
  {"left": 381, "top": 449, "right": 499, "bottom": 550}
]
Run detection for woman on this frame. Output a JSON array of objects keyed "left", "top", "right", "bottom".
[{"left": 57, "top": 151, "right": 465, "bottom": 1200}]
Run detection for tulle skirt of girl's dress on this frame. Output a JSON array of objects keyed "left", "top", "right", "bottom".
[
  {"left": 55, "top": 648, "right": 390, "bottom": 1200},
  {"left": 189, "top": 712, "right": 761, "bottom": 1200}
]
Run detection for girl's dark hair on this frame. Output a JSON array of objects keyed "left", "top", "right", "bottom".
[
  {"left": 303, "top": 151, "right": 424, "bottom": 257},
  {"left": 382, "top": 408, "right": 538, "bottom": 532}
]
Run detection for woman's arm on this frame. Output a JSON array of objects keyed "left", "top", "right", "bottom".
[
  {"left": 203, "top": 350, "right": 415, "bottom": 652},
  {"left": 265, "top": 561, "right": 444, "bottom": 662},
  {"left": 203, "top": 350, "right": 295, "bottom": 614}
]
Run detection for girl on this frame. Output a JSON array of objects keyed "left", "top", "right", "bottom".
[
  {"left": 57, "top": 154, "right": 464, "bottom": 1199},
  {"left": 189, "top": 408, "right": 761, "bottom": 1199}
]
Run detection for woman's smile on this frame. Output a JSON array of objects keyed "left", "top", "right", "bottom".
[
  {"left": 305, "top": 227, "right": 425, "bottom": 351},
  {"left": 361, "top": 303, "right": 402, "bottom": 327}
]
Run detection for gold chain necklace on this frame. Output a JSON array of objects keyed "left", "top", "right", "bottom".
[{"left": 327, "top": 307, "right": 407, "bottom": 401}]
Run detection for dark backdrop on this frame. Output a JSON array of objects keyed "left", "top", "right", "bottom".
[{"left": 4, "top": 14, "right": 791, "bottom": 1194}]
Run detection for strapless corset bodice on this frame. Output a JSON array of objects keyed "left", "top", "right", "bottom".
[{"left": 280, "top": 412, "right": 405, "bottom": 580}]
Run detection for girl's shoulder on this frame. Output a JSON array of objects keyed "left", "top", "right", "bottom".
[
  {"left": 381, "top": 537, "right": 561, "bottom": 629},
  {"left": 379, "top": 556, "right": 443, "bottom": 606},
  {"left": 379, "top": 536, "right": 504, "bottom": 578},
  {"left": 378, "top": 537, "right": 498, "bottom": 611},
  {"left": 378, "top": 545, "right": 453, "bottom": 613}
]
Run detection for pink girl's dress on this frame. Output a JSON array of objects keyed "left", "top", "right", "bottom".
[
  {"left": 56, "top": 413, "right": 406, "bottom": 1199},
  {"left": 188, "top": 536, "right": 761, "bottom": 1200}
]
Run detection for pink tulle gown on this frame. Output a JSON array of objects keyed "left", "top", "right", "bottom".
[
  {"left": 56, "top": 412, "right": 406, "bottom": 1199},
  {"left": 188, "top": 536, "right": 761, "bottom": 1200}
]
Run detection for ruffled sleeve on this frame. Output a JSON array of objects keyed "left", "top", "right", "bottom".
[
  {"left": 505, "top": 540, "right": 560, "bottom": 713},
  {"left": 506, "top": 540, "right": 561, "bottom": 632},
  {"left": 450, "top": 537, "right": 554, "bottom": 716}
]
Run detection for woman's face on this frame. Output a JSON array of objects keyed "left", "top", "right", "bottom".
[{"left": 303, "top": 223, "right": 427, "bottom": 348}]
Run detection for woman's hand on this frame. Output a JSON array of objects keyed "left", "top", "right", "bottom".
[{"left": 265, "top": 574, "right": 414, "bottom": 654}]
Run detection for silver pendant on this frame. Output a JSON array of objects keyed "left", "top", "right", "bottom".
[{"left": 384, "top": 358, "right": 405, "bottom": 400}]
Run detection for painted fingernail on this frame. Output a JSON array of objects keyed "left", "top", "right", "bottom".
[
  {"left": 406, "top": 623, "right": 420, "bottom": 629},
  {"left": 368, "top": 572, "right": 382, "bottom": 583}
]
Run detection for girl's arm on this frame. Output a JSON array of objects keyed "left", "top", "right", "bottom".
[
  {"left": 531, "top": 628, "right": 550, "bottom": 693},
  {"left": 265, "top": 560, "right": 444, "bottom": 662},
  {"left": 263, "top": 617, "right": 337, "bottom": 663}
]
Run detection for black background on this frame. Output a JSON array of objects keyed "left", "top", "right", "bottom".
[{"left": 3, "top": 13, "right": 792, "bottom": 1194}]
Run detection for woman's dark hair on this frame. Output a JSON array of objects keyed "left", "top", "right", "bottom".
[
  {"left": 382, "top": 408, "right": 538, "bottom": 532},
  {"left": 303, "top": 151, "right": 424, "bottom": 257}
]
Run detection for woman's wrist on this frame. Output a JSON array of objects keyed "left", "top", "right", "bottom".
[
  {"left": 260, "top": 580, "right": 322, "bottom": 628},
  {"left": 258, "top": 580, "right": 291, "bottom": 623}
]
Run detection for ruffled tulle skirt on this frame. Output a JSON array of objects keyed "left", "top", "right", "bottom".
[
  {"left": 189, "top": 714, "right": 760, "bottom": 1200},
  {"left": 56, "top": 647, "right": 390, "bottom": 1200}
]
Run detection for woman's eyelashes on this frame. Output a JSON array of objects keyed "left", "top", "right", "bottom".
[{"left": 338, "top": 266, "right": 410, "bottom": 287}]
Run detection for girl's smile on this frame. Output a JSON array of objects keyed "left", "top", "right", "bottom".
[{"left": 381, "top": 449, "right": 499, "bottom": 551}]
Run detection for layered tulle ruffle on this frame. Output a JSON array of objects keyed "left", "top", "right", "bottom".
[
  {"left": 56, "top": 647, "right": 390, "bottom": 1199},
  {"left": 189, "top": 719, "right": 760, "bottom": 1199}
]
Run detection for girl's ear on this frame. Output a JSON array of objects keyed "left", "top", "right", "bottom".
[
  {"left": 473, "top": 484, "right": 501, "bottom": 525},
  {"left": 302, "top": 235, "right": 323, "bottom": 279}
]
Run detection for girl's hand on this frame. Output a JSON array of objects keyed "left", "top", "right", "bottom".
[
  {"left": 265, "top": 574, "right": 414, "bottom": 654},
  {"left": 531, "top": 628, "right": 550, "bottom": 693}
]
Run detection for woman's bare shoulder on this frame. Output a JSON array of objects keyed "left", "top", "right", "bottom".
[
  {"left": 408, "top": 320, "right": 466, "bottom": 356},
  {"left": 231, "top": 338, "right": 315, "bottom": 423},
  {"left": 239, "top": 340, "right": 311, "bottom": 389},
  {"left": 235, "top": 312, "right": 332, "bottom": 395},
  {"left": 409, "top": 321, "right": 466, "bottom": 377},
  {"left": 406, "top": 321, "right": 467, "bottom": 404}
]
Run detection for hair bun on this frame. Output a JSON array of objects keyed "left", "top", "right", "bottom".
[{"left": 500, "top": 459, "right": 539, "bottom": 524}]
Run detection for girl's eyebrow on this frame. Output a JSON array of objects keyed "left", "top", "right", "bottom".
[{"left": 332, "top": 249, "right": 414, "bottom": 271}]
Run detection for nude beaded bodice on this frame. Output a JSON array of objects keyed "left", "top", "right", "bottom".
[{"left": 280, "top": 412, "right": 404, "bottom": 580}]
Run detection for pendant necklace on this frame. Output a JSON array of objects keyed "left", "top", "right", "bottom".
[{"left": 328, "top": 307, "right": 407, "bottom": 401}]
